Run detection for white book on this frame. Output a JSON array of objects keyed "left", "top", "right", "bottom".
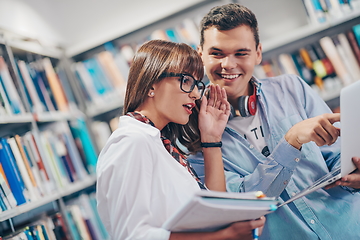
[
  {"left": 320, "top": 36, "right": 352, "bottom": 86},
  {"left": 162, "top": 190, "right": 278, "bottom": 232},
  {"left": 24, "top": 132, "right": 56, "bottom": 194},
  {"left": 0, "top": 172, "right": 17, "bottom": 208},
  {"left": 91, "top": 121, "right": 112, "bottom": 150},
  {"left": 22, "top": 133, "right": 46, "bottom": 197},
  {"left": 68, "top": 204, "right": 92, "bottom": 239},
  {"left": 337, "top": 33, "right": 360, "bottom": 82}
]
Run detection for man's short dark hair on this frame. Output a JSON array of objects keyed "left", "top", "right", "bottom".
[{"left": 200, "top": 3, "right": 259, "bottom": 48}]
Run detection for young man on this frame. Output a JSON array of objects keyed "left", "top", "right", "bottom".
[{"left": 188, "top": 3, "right": 360, "bottom": 240}]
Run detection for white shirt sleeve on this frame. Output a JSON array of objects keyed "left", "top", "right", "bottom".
[{"left": 96, "top": 132, "right": 171, "bottom": 240}]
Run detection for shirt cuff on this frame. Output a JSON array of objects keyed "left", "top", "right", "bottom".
[{"left": 270, "top": 137, "right": 301, "bottom": 170}]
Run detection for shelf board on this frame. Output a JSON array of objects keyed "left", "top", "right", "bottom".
[
  {"left": 8, "top": 39, "right": 63, "bottom": 59},
  {"left": 34, "top": 111, "right": 73, "bottom": 122},
  {"left": 0, "top": 175, "right": 97, "bottom": 222},
  {"left": 86, "top": 97, "right": 124, "bottom": 118},
  {"left": 262, "top": 10, "right": 360, "bottom": 53},
  {"left": 0, "top": 113, "right": 33, "bottom": 124}
]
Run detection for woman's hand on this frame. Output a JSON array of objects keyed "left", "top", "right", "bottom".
[
  {"left": 169, "top": 216, "right": 266, "bottom": 240},
  {"left": 198, "top": 84, "right": 231, "bottom": 142}
]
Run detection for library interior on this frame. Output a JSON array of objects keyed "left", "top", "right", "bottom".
[{"left": 0, "top": 0, "right": 360, "bottom": 239}]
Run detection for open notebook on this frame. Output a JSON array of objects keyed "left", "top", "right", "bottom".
[{"left": 279, "top": 80, "right": 360, "bottom": 207}]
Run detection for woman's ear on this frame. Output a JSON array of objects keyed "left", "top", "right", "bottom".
[{"left": 148, "top": 87, "right": 155, "bottom": 97}]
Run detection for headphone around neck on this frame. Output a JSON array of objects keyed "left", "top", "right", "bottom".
[{"left": 237, "top": 84, "right": 257, "bottom": 117}]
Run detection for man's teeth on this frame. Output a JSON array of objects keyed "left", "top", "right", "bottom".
[{"left": 221, "top": 74, "right": 239, "bottom": 79}]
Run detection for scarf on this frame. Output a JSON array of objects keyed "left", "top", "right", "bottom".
[{"left": 126, "top": 112, "right": 206, "bottom": 190}]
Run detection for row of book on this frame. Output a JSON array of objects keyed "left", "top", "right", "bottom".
[
  {"left": 0, "top": 118, "right": 97, "bottom": 213},
  {"left": 255, "top": 24, "right": 360, "bottom": 101},
  {"left": 0, "top": 51, "right": 77, "bottom": 118},
  {"left": 303, "top": 0, "right": 360, "bottom": 24},
  {"left": 73, "top": 18, "right": 201, "bottom": 116},
  {"left": 2, "top": 193, "right": 108, "bottom": 240}
]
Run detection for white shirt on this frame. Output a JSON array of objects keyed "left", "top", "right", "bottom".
[
  {"left": 96, "top": 116, "right": 200, "bottom": 240},
  {"left": 227, "top": 109, "right": 270, "bottom": 156}
]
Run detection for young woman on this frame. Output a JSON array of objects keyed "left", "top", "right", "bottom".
[{"left": 96, "top": 39, "right": 265, "bottom": 240}]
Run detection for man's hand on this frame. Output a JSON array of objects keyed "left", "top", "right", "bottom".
[
  {"left": 285, "top": 113, "right": 340, "bottom": 150},
  {"left": 325, "top": 157, "right": 360, "bottom": 190}
]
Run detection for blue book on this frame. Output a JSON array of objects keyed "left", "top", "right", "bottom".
[
  {"left": 41, "top": 224, "right": 50, "bottom": 240},
  {"left": 352, "top": 24, "right": 360, "bottom": 46},
  {"left": 165, "top": 28, "right": 180, "bottom": 43},
  {"left": 83, "top": 59, "right": 106, "bottom": 95},
  {"left": 89, "top": 193, "right": 108, "bottom": 239},
  {"left": 27, "top": 63, "right": 49, "bottom": 112},
  {"left": 0, "top": 138, "right": 27, "bottom": 205},
  {"left": 65, "top": 211, "right": 82, "bottom": 240},
  {"left": 70, "top": 118, "right": 98, "bottom": 174}
]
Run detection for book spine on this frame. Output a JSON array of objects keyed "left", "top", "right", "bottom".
[
  {"left": 42, "top": 58, "right": 69, "bottom": 112},
  {"left": 0, "top": 138, "right": 27, "bottom": 206}
]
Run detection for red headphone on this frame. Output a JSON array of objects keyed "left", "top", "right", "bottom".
[{"left": 237, "top": 84, "right": 257, "bottom": 117}]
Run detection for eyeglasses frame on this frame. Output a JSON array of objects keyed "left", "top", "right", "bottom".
[{"left": 160, "top": 72, "right": 206, "bottom": 98}]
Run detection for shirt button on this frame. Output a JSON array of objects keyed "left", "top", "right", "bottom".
[
  {"left": 249, "top": 145, "right": 254, "bottom": 149},
  {"left": 310, "top": 220, "right": 315, "bottom": 224},
  {"left": 295, "top": 158, "right": 300, "bottom": 162},
  {"left": 284, "top": 180, "right": 288, "bottom": 185},
  {"left": 291, "top": 192, "right": 296, "bottom": 197}
]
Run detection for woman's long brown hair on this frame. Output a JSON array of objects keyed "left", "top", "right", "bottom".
[{"left": 123, "top": 40, "right": 204, "bottom": 155}]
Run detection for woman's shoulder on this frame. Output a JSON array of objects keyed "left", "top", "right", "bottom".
[{"left": 101, "top": 116, "right": 160, "bottom": 152}]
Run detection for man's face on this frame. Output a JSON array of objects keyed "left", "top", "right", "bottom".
[{"left": 199, "top": 25, "right": 262, "bottom": 102}]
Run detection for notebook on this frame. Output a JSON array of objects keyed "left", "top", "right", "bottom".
[{"left": 279, "top": 80, "right": 360, "bottom": 207}]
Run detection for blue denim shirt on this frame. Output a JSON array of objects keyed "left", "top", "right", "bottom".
[{"left": 188, "top": 74, "right": 360, "bottom": 240}]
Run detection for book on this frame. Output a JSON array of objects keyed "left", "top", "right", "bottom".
[
  {"left": 69, "top": 118, "right": 98, "bottom": 174},
  {"left": 7, "top": 137, "right": 38, "bottom": 202},
  {"left": 346, "top": 30, "right": 360, "bottom": 67},
  {"left": 90, "top": 121, "right": 112, "bottom": 150},
  {"left": 332, "top": 35, "right": 358, "bottom": 83},
  {"left": 290, "top": 51, "right": 314, "bottom": 85},
  {"left": 18, "top": 60, "right": 46, "bottom": 114},
  {"left": 278, "top": 53, "right": 299, "bottom": 75},
  {"left": 299, "top": 47, "right": 324, "bottom": 89},
  {"left": 162, "top": 190, "right": 278, "bottom": 232},
  {"left": 0, "top": 56, "right": 25, "bottom": 114},
  {"left": 42, "top": 58, "right": 68, "bottom": 112},
  {"left": 337, "top": 33, "right": 360, "bottom": 80},
  {"left": 0, "top": 138, "right": 27, "bottom": 206},
  {"left": 0, "top": 74, "right": 12, "bottom": 115},
  {"left": 24, "top": 132, "right": 56, "bottom": 195},
  {"left": 319, "top": 36, "right": 352, "bottom": 86},
  {"left": 97, "top": 51, "right": 126, "bottom": 91}
]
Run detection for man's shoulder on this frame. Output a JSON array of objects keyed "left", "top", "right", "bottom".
[
  {"left": 259, "top": 74, "right": 302, "bottom": 85},
  {"left": 258, "top": 74, "right": 307, "bottom": 92}
]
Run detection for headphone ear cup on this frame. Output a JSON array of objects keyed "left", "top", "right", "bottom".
[
  {"left": 238, "top": 96, "right": 249, "bottom": 117},
  {"left": 247, "top": 94, "right": 257, "bottom": 116}
]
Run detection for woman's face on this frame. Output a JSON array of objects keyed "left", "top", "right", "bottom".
[{"left": 146, "top": 73, "right": 201, "bottom": 129}]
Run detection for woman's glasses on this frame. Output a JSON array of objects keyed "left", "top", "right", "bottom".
[{"left": 160, "top": 72, "right": 206, "bottom": 98}]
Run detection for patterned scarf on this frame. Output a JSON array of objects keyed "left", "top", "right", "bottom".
[{"left": 126, "top": 112, "right": 206, "bottom": 190}]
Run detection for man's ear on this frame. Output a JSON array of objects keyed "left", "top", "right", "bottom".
[
  {"left": 197, "top": 45, "right": 203, "bottom": 57},
  {"left": 255, "top": 43, "right": 263, "bottom": 65}
]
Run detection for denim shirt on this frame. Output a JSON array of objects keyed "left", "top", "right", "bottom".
[{"left": 188, "top": 74, "right": 360, "bottom": 240}]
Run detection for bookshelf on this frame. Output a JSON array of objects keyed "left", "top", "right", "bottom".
[{"left": 0, "top": 36, "right": 100, "bottom": 238}]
